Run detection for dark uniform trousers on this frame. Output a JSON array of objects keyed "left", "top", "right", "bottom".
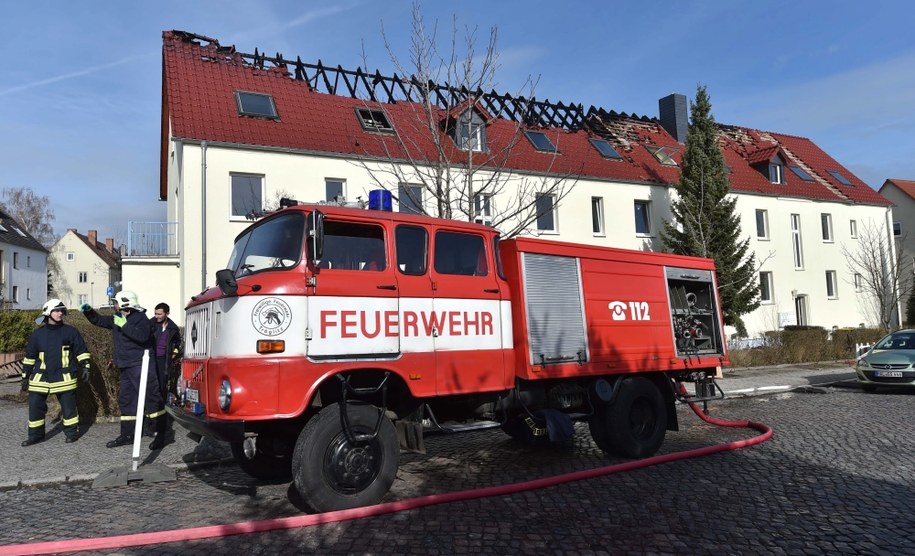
[
  {"left": 25, "top": 368, "right": 85, "bottom": 442},
  {"left": 118, "top": 362, "right": 166, "bottom": 437}
]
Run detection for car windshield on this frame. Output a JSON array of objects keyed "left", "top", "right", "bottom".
[
  {"left": 875, "top": 333, "right": 915, "bottom": 350},
  {"left": 226, "top": 212, "right": 305, "bottom": 277}
]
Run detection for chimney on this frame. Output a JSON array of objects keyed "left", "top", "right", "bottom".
[
  {"left": 88, "top": 230, "right": 97, "bottom": 245},
  {"left": 659, "top": 93, "right": 688, "bottom": 143},
  {"left": 105, "top": 238, "right": 114, "bottom": 252}
]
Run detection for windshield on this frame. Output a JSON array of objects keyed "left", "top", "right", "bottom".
[
  {"left": 875, "top": 332, "right": 915, "bottom": 350},
  {"left": 226, "top": 212, "right": 305, "bottom": 277}
]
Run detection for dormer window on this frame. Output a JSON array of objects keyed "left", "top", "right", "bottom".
[
  {"left": 235, "top": 91, "right": 278, "bottom": 119},
  {"left": 589, "top": 138, "right": 622, "bottom": 160},
  {"left": 525, "top": 131, "right": 557, "bottom": 153},
  {"left": 768, "top": 155, "right": 785, "bottom": 184},
  {"left": 827, "top": 170, "right": 853, "bottom": 186},
  {"left": 646, "top": 145, "right": 678, "bottom": 166},
  {"left": 455, "top": 110, "right": 486, "bottom": 152},
  {"left": 356, "top": 108, "right": 394, "bottom": 132}
]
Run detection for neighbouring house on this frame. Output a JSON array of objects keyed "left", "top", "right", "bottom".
[
  {"left": 49, "top": 229, "right": 121, "bottom": 310},
  {"left": 122, "top": 30, "right": 894, "bottom": 334},
  {"left": 878, "top": 179, "right": 915, "bottom": 319},
  {"left": 0, "top": 208, "right": 48, "bottom": 310}
]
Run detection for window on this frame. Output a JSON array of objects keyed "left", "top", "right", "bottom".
[
  {"left": 759, "top": 272, "right": 774, "bottom": 303},
  {"left": 26, "top": 256, "right": 30, "bottom": 268},
  {"left": 78, "top": 294, "right": 87, "bottom": 306},
  {"left": 11, "top": 286, "right": 18, "bottom": 303},
  {"left": 634, "top": 200, "right": 651, "bottom": 235},
  {"left": 646, "top": 145, "right": 678, "bottom": 166},
  {"left": 434, "top": 231, "right": 487, "bottom": 276},
  {"left": 235, "top": 91, "right": 278, "bottom": 119},
  {"left": 456, "top": 110, "right": 485, "bottom": 152},
  {"left": 755, "top": 209, "right": 769, "bottom": 239},
  {"left": 12, "top": 252, "right": 18, "bottom": 269},
  {"left": 66, "top": 252, "right": 75, "bottom": 262},
  {"left": 821, "top": 213, "right": 833, "bottom": 242},
  {"left": 325, "top": 179, "right": 345, "bottom": 203},
  {"left": 78, "top": 272, "right": 88, "bottom": 283},
  {"left": 894, "top": 222, "right": 902, "bottom": 238},
  {"left": 826, "top": 270, "right": 838, "bottom": 299},
  {"left": 356, "top": 108, "right": 394, "bottom": 132},
  {"left": 26, "top": 288, "right": 31, "bottom": 301},
  {"left": 854, "top": 273, "right": 863, "bottom": 292},
  {"left": 791, "top": 214, "right": 804, "bottom": 269},
  {"left": 769, "top": 155, "right": 785, "bottom": 184},
  {"left": 395, "top": 225, "right": 428, "bottom": 275},
  {"left": 592, "top": 197, "right": 605, "bottom": 235},
  {"left": 231, "top": 174, "right": 264, "bottom": 219},
  {"left": 850, "top": 220, "right": 857, "bottom": 238},
  {"left": 225, "top": 212, "right": 305, "bottom": 276},
  {"left": 535, "top": 194, "right": 557, "bottom": 232},
  {"left": 525, "top": 131, "right": 557, "bottom": 153},
  {"left": 474, "top": 193, "right": 492, "bottom": 225},
  {"left": 827, "top": 170, "right": 853, "bottom": 186},
  {"left": 788, "top": 165, "right": 814, "bottom": 181},
  {"left": 398, "top": 184, "right": 423, "bottom": 214},
  {"left": 321, "top": 221, "right": 388, "bottom": 271},
  {"left": 589, "top": 138, "right": 622, "bottom": 160}
]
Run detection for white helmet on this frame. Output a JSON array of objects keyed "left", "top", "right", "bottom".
[
  {"left": 37, "top": 298, "right": 67, "bottom": 324},
  {"left": 113, "top": 290, "right": 143, "bottom": 311}
]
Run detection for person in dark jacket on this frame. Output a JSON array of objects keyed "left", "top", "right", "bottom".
[
  {"left": 82, "top": 290, "right": 168, "bottom": 450},
  {"left": 20, "top": 299, "right": 92, "bottom": 446},
  {"left": 151, "top": 302, "right": 181, "bottom": 402}
]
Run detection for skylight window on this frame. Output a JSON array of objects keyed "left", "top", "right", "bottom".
[
  {"left": 356, "top": 108, "right": 394, "bottom": 132},
  {"left": 646, "top": 145, "right": 678, "bottom": 166},
  {"left": 827, "top": 170, "right": 853, "bottom": 186},
  {"left": 15, "top": 227, "right": 26, "bottom": 237},
  {"left": 235, "top": 91, "right": 278, "bottom": 119},
  {"left": 525, "top": 131, "right": 557, "bottom": 153},
  {"left": 789, "top": 165, "right": 814, "bottom": 181},
  {"left": 589, "top": 138, "right": 622, "bottom": 160},
  {"left": 0, "top": 223, "right": 7, "bottom": 232}
]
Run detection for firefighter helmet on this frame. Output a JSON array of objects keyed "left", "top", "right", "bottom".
[
  {"left": 113, "top": 290, "right": 143, "bottom": 311},
  {"left": 42, "top": 298, "right": 67, "bottom": 317}
]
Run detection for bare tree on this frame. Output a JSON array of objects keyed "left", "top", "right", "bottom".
[
  {"left": 356, "top": 3, "right": 579, "bottom": 237},
  {"left": 842, "top": 220, "right": 907, "bottom": 331},
  {"left": 0, "top": 186, "right": 57, "bottom": 248}
]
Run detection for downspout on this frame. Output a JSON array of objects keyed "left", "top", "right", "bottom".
[
  {"left": 886, "top": 206, "right": 902, "bottom": 329},
  {"left": 201, "top": 141, "right": 207, "bottom": 292}
]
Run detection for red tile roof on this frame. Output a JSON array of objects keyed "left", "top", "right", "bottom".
[
  {"left": 161, "top": 31, "right": 890, "bottom": 208},
  {"left": 880, "top": 179, "right": 915, "bottom": 202}
]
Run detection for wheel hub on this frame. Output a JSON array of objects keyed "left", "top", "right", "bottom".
[{"left": 326, "top": 434, "right": 378, "bottom": 493}]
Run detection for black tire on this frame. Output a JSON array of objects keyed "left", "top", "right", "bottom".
[
  {"left": 230, "top": 433, "right": 294, "bottom": 481},
  {"left": 589, "top": 376, "right": 666, "bottom": 458},
  {"left": 861, "top": 383, "right": 878, "bottom": 393},
  {"left": 292, "top": 402, "right": 399, "bottom": 512}
]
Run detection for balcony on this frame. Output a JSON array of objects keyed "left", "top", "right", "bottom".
[{"left": 127, "top": 222, "right": 178, "bottom": 257}]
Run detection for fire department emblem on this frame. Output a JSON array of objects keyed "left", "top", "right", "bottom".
[{"left": 252, "top": 298, "right": 292, "bottom": 336}]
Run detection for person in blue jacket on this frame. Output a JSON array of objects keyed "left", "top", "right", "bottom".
[
  {"left": 20, "top": 299, "right": 91, "bottom": 446},
  {"left": 82, "top": 290, "right": 168, "bottom": 450}
]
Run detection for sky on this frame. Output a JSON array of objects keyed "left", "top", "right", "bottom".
[{"left": 2, "top": 0, "right": 914, "bottom": 244}]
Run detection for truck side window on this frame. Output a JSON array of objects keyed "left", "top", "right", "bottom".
[
  {"left": 322, "top": 220, "right": 386, "bottom": 271},
  {"left": 434, "top": 231, "right": 487, "bottom": 276},
  {"left": 395, "top": 225, "right": 428, "bottom": 275}
]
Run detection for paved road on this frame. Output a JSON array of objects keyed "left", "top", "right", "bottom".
[{"left": 1, "top": 364, "right": 914, "bottom": 554}]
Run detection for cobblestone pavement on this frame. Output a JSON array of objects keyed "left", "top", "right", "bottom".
[{"left": 1, "top": 378, "right": 914, "bottom": 555}]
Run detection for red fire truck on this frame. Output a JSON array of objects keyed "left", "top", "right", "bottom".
[{"left": 167, "top": 200, "right": 728, "bottom": 512}]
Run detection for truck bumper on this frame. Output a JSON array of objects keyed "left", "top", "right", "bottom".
[{"left": 165, "top": 404, "right": 246, "bottom": 443}]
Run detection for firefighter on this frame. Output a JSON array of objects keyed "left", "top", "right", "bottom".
[
  {"left": 82, "top": 290, "right": 168, "bottom": 450},
  {"left": 20, "top": 298, "right": 91, "bottom": 446}
]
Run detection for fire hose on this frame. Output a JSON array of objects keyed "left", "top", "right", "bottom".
[{"left": 0, "top": 385, "right": 772, "bottom": 555}]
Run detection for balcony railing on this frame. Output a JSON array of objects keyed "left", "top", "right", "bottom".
[{"left": 127, "top": 222, "right": 178, "bottom": 257}]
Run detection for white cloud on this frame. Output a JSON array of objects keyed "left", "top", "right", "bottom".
[{"left": 0, "top": 56, "right": 137, "bottom": 97}]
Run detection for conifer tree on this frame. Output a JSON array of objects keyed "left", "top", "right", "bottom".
[{"left": 661, "top": 85, "right": 759, "bottom": 336}]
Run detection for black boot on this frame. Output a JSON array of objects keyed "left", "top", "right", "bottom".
[
  {"left": 106, "top": 434, "right": 133, "bottom": 448},
  {"left": 149, "top": 417, "right": 171, "bottom": 450},
  {"left": 21, "top": 437, "right": 45, "bottom": 447}
]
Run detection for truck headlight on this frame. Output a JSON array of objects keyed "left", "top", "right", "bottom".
[{"left": 218, "top": 379, "right": 232, "bottom": 411}]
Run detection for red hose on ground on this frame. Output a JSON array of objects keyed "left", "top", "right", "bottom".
[{"left": 0, "top": 388, "right": 772, "bottom": 556}]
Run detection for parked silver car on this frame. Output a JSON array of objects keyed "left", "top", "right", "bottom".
[{"left": 855, "top": 329, "right": 915, "bottom": 391}]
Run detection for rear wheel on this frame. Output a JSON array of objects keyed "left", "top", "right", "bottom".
[
  {"left": 292, "top": 402, "right": 399, "bottom": 512},
  {"left": 230, "top": 432, "right": 294, "bottom": 481},
  {"left": 589, "top": 376, "right": 666, "bottom": 458}
]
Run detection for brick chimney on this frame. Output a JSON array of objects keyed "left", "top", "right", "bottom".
[
  {"left": 105, "top": 238, "right": 114, "bottom": 252},
  {"left": 659, "top": 93, "right": 689, "bottom": 143},
  {"left": 88, "top": 230, "right": 97, "bottom": 246}
]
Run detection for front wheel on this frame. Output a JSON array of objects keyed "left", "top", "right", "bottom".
[
  {"left": 292, "top": 402, "right": 399, "bottom": 512},
  {"left": 589, "top": 376, "right": 666, "bottom": 458}
]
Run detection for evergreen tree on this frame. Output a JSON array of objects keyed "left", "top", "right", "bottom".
[{"left": 661, "top": 85, "right": 759, "bottom": 336}]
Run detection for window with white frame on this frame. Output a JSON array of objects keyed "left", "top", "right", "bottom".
[
  {"left": 535, "top": 194, "right": 557, "bottom": 232},
  {"left": 791, "top": 214, "right": 804, "bottom": 269},
  {"left": 759, "top": 271, "right": 774, "bottom": 303},
  {"left": 821, "top": 213, "right": 833, "bottom": 242},
  {"left": 78, "top": 272, "right": 88, "bottom": 283},
  {"left": 66, "top": 252, "right": 75, "bottom": 262},
  {"left": 230, "top": 174, "right": 264, "bottom": 219},
  {"left": 325, "top": 179, "right": 345, "bottom": 203},
  {"left": 11, "top": 286, "right": 18, "bottom": 303},
  {"left": 356, "top": 108, "right": 394, "bottom": 132},
  {"left": 634, "top": 200, "right": 651, "bottom": 235},
  {"left": 849, "top": 220, "right": 857, "bottom": 238},
  {"left": 592, "top": 197, "right": 605, "bottom": 235},
  {"left": 826, "top": 270, "right": 838, "bottom": 299},
  {"left": 398, "top": 184, "right": 423, "bottom": 214},
  {"left": 854, "top": 273, "right": 863, "bottom": 292},
  {"left": 769, "top": 155, "right": 785, "bottom": 184},
  {"left": 894, "top": 222, "right": 902, "bottom": 238},
  {"left": 473, "top": 193, "right": 492, "bottom": 225},
  {"left": 755, "top": 209, "right": 769, "bottom": 239},
  {"left": 456, "top": 110, "right": 485, "bottom": 152},
  {"left": 78, "top": 294, "right": 88, "bottom": 306}
]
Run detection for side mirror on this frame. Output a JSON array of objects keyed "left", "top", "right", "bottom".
[
  {"left": 308, "top": 210, "right": 325, "bottom": 263},
  {"left": 215, "top": 269, "right": 238, "bottom": 296}
]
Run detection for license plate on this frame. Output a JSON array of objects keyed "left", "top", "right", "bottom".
[
  {"left": 875, "top": 371, "right": 904, "bottom": 378},
  {"left": 185, "top": 388, "right": 199, "bottom": 402}
]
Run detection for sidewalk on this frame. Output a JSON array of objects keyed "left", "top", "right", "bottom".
[{"left": 0, "top": 362, "right": 857, "bottom": 490}]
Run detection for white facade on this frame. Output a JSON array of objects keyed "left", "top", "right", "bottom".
[
  {"left": 0, "top": 242, "right": 47, "bottom": 310},
  {"left": 877, "top": 181, "right": 915, "bottom": 322},
  {"left": 49, "top": 230, "right": 120, "bottom": 310}
]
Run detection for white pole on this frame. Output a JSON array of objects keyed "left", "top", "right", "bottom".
[{"left": 131, "top": 350, "right": 151, "bottom": 472}]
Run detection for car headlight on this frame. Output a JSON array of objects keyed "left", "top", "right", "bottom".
[
  {"left": 857, "top": 359, "right": 872, "bottom": 369},
  {"left": 218, "top": 379, "right": 232, "bottom": 411}
]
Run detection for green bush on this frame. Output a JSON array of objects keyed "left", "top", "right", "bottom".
[
  {"left": 0, "top": 310, "right": 40, "bottom": 352},
  {"left": 728, "top": 326, "right": 885, "bottom": 368}
]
